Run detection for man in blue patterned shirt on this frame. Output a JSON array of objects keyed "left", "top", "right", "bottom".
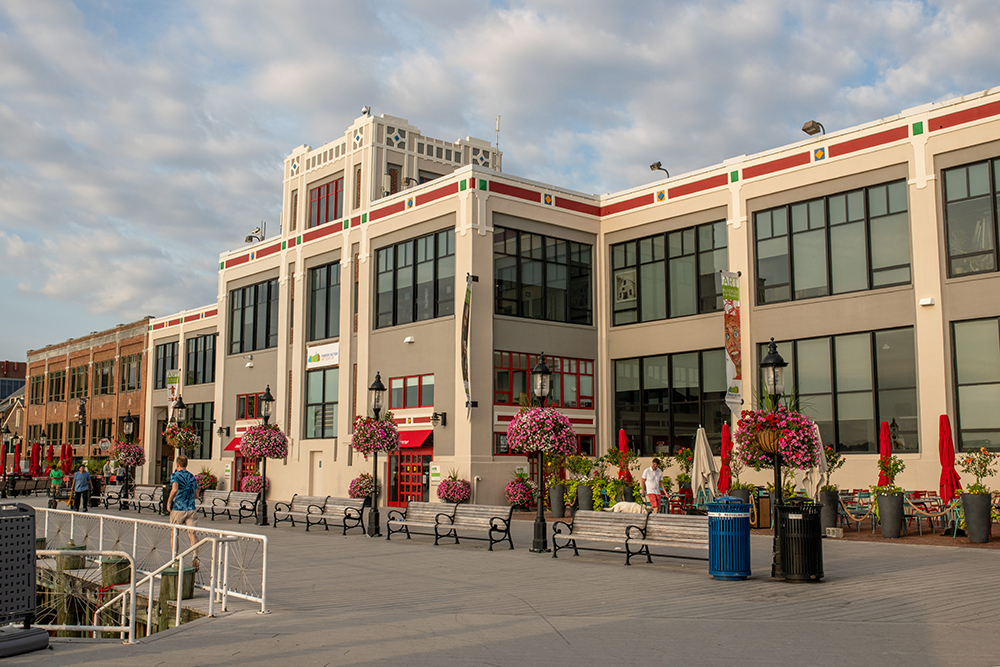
[{"left": 167, "top": 454, "right": 200, "bottom": 569}]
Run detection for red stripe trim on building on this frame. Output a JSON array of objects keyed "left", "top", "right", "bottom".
[
  {"left": 370, "top": 201, "right": 406, "bottom": 222},
  {"left": 828, "top": 126, "right": 908, "bottom": 158},
  {"left": 568, "top": 418, "right": 594, "bottom": 425},
  {"left": 225, "top": 254, "right": 249, "bottom": 268},
  {"left": 168, "top": 319, "right": 181, "bottom": 327},
  {"left": 256, "top": 242, "right": 282, "bottom": 259},
  {"left": 489, "top": 181, "right": 541, "bottom": 203},
  {"left": 152, "top": 322, "right": 165, "bottom": 330},
  {"left": 668, "top": 173, "right": 728, "bottom": 199},
  {"left": 303, "top": 223, "right": 339, "bottom": 243},
  {"left": 351, "top": 216, "right": 361, "bottom": 227},
  {"left": 742, "top": 152, "right": 811, "bottom": 179},
  {"left": 929, "top": 99, "right": 1000, "bottom": 132},
  {"left": 554, "top": 197, "right": 601, "bottom": 216},
  {"left": 287, "top": 237, "right": 296, "bottom": 248},
  {"left": 204, "top": 309, "right": 218, "bottom": 318},
  {"left": 497, "top": 415, "right": 514, "bottom": 422},
  {"left": 415, "top": 182, "right": 458, "bottom": 206},
  {"left": 600, "top": 193, "right": 654, "bottom": 217},
  {"left": 183, "top": 314, "right": 200, "bottom": 323}
]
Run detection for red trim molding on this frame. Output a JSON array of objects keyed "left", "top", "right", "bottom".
[
  {"left": 225, "top": 254, "right": 249, "bottom": 268},
  {"left": 668, "top": 173, "right": 728, "bottom": 199},
  {"left": 489, "top": 180, "right": 541, "bottom": 203},
  {"left": 930, "top": 99, "right": 1000, "bottom": 132},
  {"left": 828, "top": 126, "right": 908, "bottom": 158},
  {"left": 601, "top": 193, "right": 654, "bottom": 217},
  {"left": 555, "top": 197, "right": 601, "bottom": 216},
  {"left": 415, "top": 182, "right": 458, "bottom": 206},
  {"left": 370, "top": 201, "right": 406, "bottom": 222},
  {"left": 303, "top": 223, "right": 339, "bottom": 243},
  {"left": 256, "top": 242, "right": 282, "bottom": 259},
  {"left": 743, "top": 152, "right": 810, "bottom": 179}
]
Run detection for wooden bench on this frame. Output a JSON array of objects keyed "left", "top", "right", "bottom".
[
  {"left": 624, "top": 513, "right": 709, "bottom": 565},
  {"left": 386, "top": 502, "right": 456, "bottom": 543},
  {"left": 94, "top": 484, "right": 123, "bottom": 509},
  {"left": 435, "top": 504, "right": 515, "bottom": 551},
  {"left": 551, "top": 510, "right": 646, "bottom": 560},
  {"left": 272, "top": 494, "right": 328, "bottom": 530},
  {"left": 136, "top": 485, "right": 164, "bottom": 513},
  {"left": 215, "top": 491, "right": 259, "bottom": 523},
  {"left": 7, "top": 477, "right": 49, "bottom": 496},
  {"left": 307, "top": 497, "right": 367, "bottom": 534},
  {"left": 195, "top": 490, "right": 231, "bottom": 520}
]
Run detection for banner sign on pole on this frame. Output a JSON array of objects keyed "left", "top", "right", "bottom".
[
  {"left": 461, "top": 273, "right": 473, "bottom": 415},
  {"left": 166, "top": 370, "right": 181, "bottom": 422},
  {"left": 721, "top": 271, "right": 743, "bottom": 414}
]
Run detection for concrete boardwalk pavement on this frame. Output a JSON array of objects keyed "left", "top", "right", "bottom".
[{"left": 11, "top": 497, "right": 1000, "bottom": 666}]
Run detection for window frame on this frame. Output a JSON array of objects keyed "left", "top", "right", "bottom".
[
  {"left": 388, "top": 374, "right": 435, "bottom": 409},
  {"left": 304, "top": 367, "right": 339, "bottom": 439},
  {"left": 308, "top": 261, "right": 342, "bottom": 342},
  {"left": 47, "top": 369, "right": 66, "bottom": 403},
  {"left": 229, "top": 279, "right": 279, "bottom": 354},
  {"left": 69, "top": 365, "right": 88, "bottom": 399},
  {"left": 154, "top": 342, "right": 178, "bottom": 390},
  {"left": 185, "top": 335, "right": 216, "bottom": 386},
  {"left": 493, "top": 351, "right": 594, "bottom": 410},
  {"left": 942, "top": 157, "right": 1000, "bottom": 277},
  {"left": 29, "top": 375, "right": 44, "bottom": 405},
  {"left": 237, "top": 392, "right": 266, "bottom": 420},
  {"left": 120, "top": 353, "right": 142, "bottom": 393},
  {"left": 374, "top": 230, "right": 455, "bottom": 330},
  {"left": 951, "top": 316, "right": 1000, "bottom": 451},
  {"left": 93, "top": 360, "right": 115, "bottom": 396},
  {"left": 308, "top": 176, "right": 344, "bottom": 229}
]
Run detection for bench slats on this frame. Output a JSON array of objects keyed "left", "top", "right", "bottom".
[
  {"left": 435, "top": 504, "right": 515, "bottom": 551},
  {"left": 625, "top": 514, "right": 710, "bottom": 565}
]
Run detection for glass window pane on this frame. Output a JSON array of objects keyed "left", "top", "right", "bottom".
[
  {"left": 791, "top": 203, "right": 808, "bottom": 232},
  {"left": 615, "top": 358, "right": 642, "bottom": 448},
  {"left": 947, "top": 197, "right": 995, "bottom": 275},
  {"left": 875, "top": 328, "right": 916, "bottom": 389},
  {"left": 887, "top": 181, "right": 907, "bottom": 214},
  {"left": 835, "top": 333, "right": 873, "bottom": 392},
  {"left": 837, "top": 392, "right": 875, "bottom": 452},
  {"left": 307, "top": 371, "right": 324, "bottom": 403},
  {"left": 870, "top": 212, "right": 910, "bottom": 270},
  {"left": 390, "top": 378, "right": 404, "bottom": 409},
  {"left": 701, "top": 349, "right": 727, "bottom": 393},
  {"left": 642, "top": 356, "right": 669, "bottom": 456},
  {"left": 868, "top": 185, "right": 887, "bottom": 217},
  {"left": 756, "top": 211, "right": 772, "bottom": 239},
  {"left": 324, "top": 368, "right": 339, "bottom": 403},
  {"left": 305, "top": 406, "right": 321, "bottom": 439},
  {"left": 872, "top": 266, "right": 911, "bottom": 287},
  {"left": 669, "top": 255, "right": 697, "bottom": 317},
  {"left": 958, "top": 384, "right": 1000, "bottom": 430},
  {"left": 639, "top": 262, "right": 666, "bottom": 321},
  {"left": 945, "top": 167, "right": 968, "bottom": 201},
  {"left": 877, "top": 388, "right": 918, "bottom": 452},
  {"left": 954, "top": 320, "right": 1000, "bottom": 384},
  {"left": 830, "top": 222, "right": 867, "bottom": 293},
  {"left": 756, "top": 236, "right": 789, "bottom": 303},
  {"left": 796, "top": 338, "right": 831, "bottom": 394},
  {"left": 405, "top": 377, "right": 419, "bottom": 407},
  {"left": 792, "top": 229, "right": 828, "bottom": 299},
  {"left": 546, "top": 262, "right": 568, "bottom": 322},
  {"left": 968, "top": 162, "right": 990, "bottom": 197},
  {"left": 421, "top": 376, "right": 434, "bottom": 407},
  {"left": 847, "top": 190, "right": 864, "bottom": 221},
  {"left": 772, "top": 208, "right": 787, "bottom": 235},
  {"left": 828, "top": 194, "right": 847, "bottom": 225}
]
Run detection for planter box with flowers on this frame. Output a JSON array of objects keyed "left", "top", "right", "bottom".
[
  {"left": 505, "top": 472, "right": 536, "bottom": 510},
  {"left": 349, "top": 473, "right": 379, "bottom": 505},
  {"left": 437, "top": 470, "right": 472, "bottom": 504}
]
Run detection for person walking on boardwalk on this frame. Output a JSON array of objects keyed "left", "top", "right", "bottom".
[
  {"left": 72, "top": 464, "right": 91, "bottom": 512},
  {"left": 49, "top": 464, "right": 63, "bottom": 497},
  {"left": 167, "top": 454, "right": 200, "bottom": 569},
  {"left": 641, "top": 458, "right": 667, "bottom": 513}
]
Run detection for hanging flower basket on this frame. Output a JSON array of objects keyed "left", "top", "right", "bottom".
[
  {"left": 754, "top": 430, "right": 781, "bottom": 454},
  {"left": 163, "top": 423, "right": 202, "bottom": 451},
  {"left": 506, "top": 407, "right": 578, "bottom": 456},
  {"left": 240, "top": 424, "right": 288, "bottom": 459},
  {"left": 195, "top": 469, "right": 219, "bottom": 491},
  {"left": 109, "top": 440, "right": 146, "bottom": 469},
  {"left": 350, "top": 414, "right": 400, "bottom": 456},
  {"left": 735, "top": 405, "right": 820, "bottom": 470}
]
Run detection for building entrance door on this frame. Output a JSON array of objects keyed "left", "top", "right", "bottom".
[
  {"left": 388, "top": 446, "right": 432, "bottom": 508},
  {"left": 309, "top": 451, "right": 323, "bottom": 496}
]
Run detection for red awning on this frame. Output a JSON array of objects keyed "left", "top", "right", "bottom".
[
  {"left": 224, "top": 437, "right": 242, "bottom": 452},
  {"left": 398, "top": 429, "right": 432, "bottom": 448}
]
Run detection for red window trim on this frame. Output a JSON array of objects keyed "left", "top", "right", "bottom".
[
  {"left": 493, "top": 350, "right": 594, "bottom": 410},
  {"left": 308, "top": 177, "right": 344, "bottom": 229},
  {"left": 236, "top": 392, "right": 265, "bottom": 420},
  {"left": 388, "top": 374, "right": 434, "bottom": 409}
]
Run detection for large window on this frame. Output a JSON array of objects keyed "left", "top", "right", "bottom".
[
  {"left": 91, "top": 418, "right": 113, "bottom": 443},
  {"left": 47, "top": 369, "right": 65, "bottom": 402},
  {"left": 185, "top": 335, "right": 215, "bottom": 385},
  {"left": 754, "top": 179, "right": 910, "bottom": 304},
  {"left": 187, "top": 402, "right": 214, "bottom": 459},
  {"left": 493, "top": 352, "right": 594, "bottom": 409},
  {"left": 29, "top": 375, "right": 43, "bottom": 404},
  {"left": 375, "top": 230, "right": 455, "bottom": 329},
  {"left": 389, "top": 374, "right": 434, "bottom": 409},
  {"left": 67, "top": 421, "right": 85, "bottom": 446},
  {"left": 154, "top": 342, "right": 178, "bottom": 390},
  {"left": 120, "top": 354, "right": 142, "bottom": 392},
  {"left": 69, "top": 365, "right": 88, "bottom": 399},
  {"left": 45, "top": 423, "right": 63, "bottom": 445},
  {"left": 494, "top": 227, "right": 592, "bottom": 325},
  {"left": 308, "top": 177, "right": 344, "bottom": 228},
  {"left": 308, "top": 262, "right": 341, "bottom": 341},
  {"left": 305, "top": 367, "right": 339, "bottom": 439},
  {"left": 93, "top": 360, "right": 114, "bottom": 396},
  {"left": 615, "top": 349, "right": 727, "bottom": 456},
  {"left": 953, "top": 318, "right": 1000, "bottom": 451},
  {"left": 760, "top": 327, "right": 918, "bottom": 454},
  {"left": 612, "top": 221, "right": 727, "bottom": 325},
  {"left": 229, "top": 279, "right": 279, "bottom": 354},
  {"left": 943, "top": 158, "right": 1000, "bottom": 276}
]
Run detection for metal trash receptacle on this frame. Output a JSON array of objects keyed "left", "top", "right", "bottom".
[
  {"left": 707, "top": 496, "right": 751, "bottom": 580},
  {"left": 777, "top": 499, "right": 824, "bottom": 582}
]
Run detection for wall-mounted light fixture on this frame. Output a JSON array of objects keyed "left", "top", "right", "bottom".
[
  {"left": 430, "top": 412, "right": 447, "bottom": 428},
  {"left": 244, "top": 221, "right": 267, "bottom": 244},
  {"left": 216, "top": 425, "right": 230, "bottom": 437},
  {"left": 649, "top": 161, "right": 669, "bottom": 176},
  {"left": 801, "top": 120, "right": 826, "bottom": 136},
  {"left": 244, "top": 354, "right": 254, "bottom": 368}
]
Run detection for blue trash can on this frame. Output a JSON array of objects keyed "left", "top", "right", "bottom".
[{"left": 707, "top": 496, "right": 751, "bottom": 580}]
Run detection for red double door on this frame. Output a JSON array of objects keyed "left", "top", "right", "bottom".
[{"left": 388, "top": 446, "right": 432, "bottom": 508}]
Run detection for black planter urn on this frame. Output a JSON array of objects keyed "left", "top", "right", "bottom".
[
  {"left": 729, "top": 489, "right": 751, "bottom": 503},
  {"left": 578, "top": 485, "right": 594, "bottom": 511},
  {"left": 820, "top": 490, "right": 840, "bottom": 532},
  {"left": 549, "top": 484, "right": 566, "bottom": 519},
  {"left": 962, "top": 493, "right": 992, "bottom": 543},
  {"left": 622, "top": 485, "right": 634, "bottom": 503},
  {"left": 678, "top": 480, "right": 692, "bottom": 490},
  {"left": 876, "top": 492, "right": 904, "bottom": 538}
]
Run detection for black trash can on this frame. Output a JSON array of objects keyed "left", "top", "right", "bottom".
[
  {"left": 777, "top": 499, "right": 823, "bottom": 582},
  {"left": 707, "top": 496, "right": 751, "bottom": 580}
]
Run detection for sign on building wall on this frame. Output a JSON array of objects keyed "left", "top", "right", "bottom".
[
  {"left": 166, "top": 369, "right": 181, "bottom": 421},
  {"left": 721, "top": 271, "right": 742, "bottom": 414},
  {"left": 461, "top": 274, "right": 473, "bottom": 414},
  {"left": 306, "top": 342, "right": 340, "bottom": 369}
]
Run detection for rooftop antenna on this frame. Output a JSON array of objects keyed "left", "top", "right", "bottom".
[{"left": 495, "top": 115, "right": 502, "bottom": 173}]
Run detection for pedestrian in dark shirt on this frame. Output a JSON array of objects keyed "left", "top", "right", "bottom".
[{"left": 73, "top": 465, "right": 91, "bottom": 512}]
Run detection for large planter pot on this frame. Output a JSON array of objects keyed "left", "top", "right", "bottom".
[
  {"left": 729, "top": 489, "right": 751, "bottom": 503},
  {"left": 876, "top": 492, "right": 904, "bottom": 539},
  {"left": 549, "top": 484, "right": 566, "bottom": 519},
  {"left": 962, "top": 493, "right": 992, "bottom": 544},
  {"left": 820, "top": 490, "right": 840, "bottom": 533},
  {"left": 678, "top": 480, "right": 692, "bottom": 490},
  {"left": 578, "top": 485, "right": 594, "bottom": 511}
]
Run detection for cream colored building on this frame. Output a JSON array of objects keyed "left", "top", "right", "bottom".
[{"left": 140, "top": 91, "right": 1000, "bottom": 505}]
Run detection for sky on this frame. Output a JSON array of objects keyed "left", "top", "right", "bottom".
[{"left": 1, "top": 0, "right": 998, "bottom": 361}]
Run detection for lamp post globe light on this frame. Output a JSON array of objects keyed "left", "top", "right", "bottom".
[
  {"left": 174, "top": 395, "right": 188, "bottom": 424},
  {"left": 530, "top": 354, "right": 553, "bottom": 553},
  {"left": 367, "top": 372, "right": 387, "bottom": 538},
  {"left": 255, "top": 385, "right": 275, "bottom": 526},
  {"left": 759, "top": 337, "right": 787, "bottom": 578},
  {"left": 1, "top": 425, "right": 10, "bottom": 498},
  {"left": 121, "top": 410, "right": 135, "bottom": 509}
]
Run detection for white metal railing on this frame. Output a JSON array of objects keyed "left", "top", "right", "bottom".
[
  {"left": 35, "top": 549, "right": 137, "bottom": 643},
  {"left": 36, "top": 509, "right": 267, "bottom": 614}
]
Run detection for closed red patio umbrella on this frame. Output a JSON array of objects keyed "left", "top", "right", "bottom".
[
  {"left": 62, "top": 443, "right": 73, "bottom": 475},
  {"left": 29, "top": 443, "right": 41, "bottom": 477},
  {"left": 718, "top": 423, "right": 733, "bottom": 495},
  {"left": 46, "top": 443, "right": 55, "bottom": 473},
  {"left": 938, "top": 414, "right": 962, "bottom": 502},
  {"left": 12, "top": 440, "right": 21, "bottom": 475},
  {"left": 618, "top": 429, "right": 633, "bottom": 483},
  {"left": 876, "top": 421, "right": 891, "bottom": 486}
]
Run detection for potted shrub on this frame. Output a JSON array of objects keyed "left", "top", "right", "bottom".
[
  {"left": 819, "top": 446, "right": 845, "bottom": 532},
  {"left": 505, "top": 471, "right": 536, "bottom": 510},
  {"left": 348, "top": 472, "right": 379, "bottom": 506},
  {"left": 958, "top": 447, "right": 999, "bottom": 543},
  {"left": 544, "top": 454, "right": 568, "bottom": 518},
  {"left": 437, "top": 469, "right": 472, "bottom": 504},
  {"left": 673, "top": 447, "right": 694, "bottom": 489},
  {"left": 600, "top": 448, "right": 640, "bottom": 501},
  {"left": 195, "top": 468, "right": 218, "bottom": 499},
  {"left": 872, "top": 455, "right": 906, "bottom": 538}
]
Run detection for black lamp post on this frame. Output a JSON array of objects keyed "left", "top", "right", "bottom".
[
  {"left": 530, "top": 353, "right": 552, "bottom": 553},
  {"left": 1, "top": 425, "right": 10, "bottom": 498},
  {"left": 889, "top": 418, "right": 899, "bottom": 450},
  {"left": 367, "top": 372, "right": 386, "bottom": 537},
  {"left": 122, "top": 410, "right": 135, "bottom": 510},
  {"left": 256, "top": 385, "right": 275, "bottom": 526},
  {"left": 760, "top": 337, "right": 787, "bottom": 578}
]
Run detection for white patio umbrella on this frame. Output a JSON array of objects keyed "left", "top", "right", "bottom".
[
  {"left": 691, "top": 426, "right": 718, "bottom": 504},
  {"left": 801, "top": 423, "right": 828, "bottom": 500}
]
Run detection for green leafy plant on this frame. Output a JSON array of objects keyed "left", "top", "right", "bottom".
[
  {"left": 959, "top": 447, "right": 999, "bottom": 495},
  {"left": 564, "top": 455, "right": 596, "bottom": 479},
  {"left": 823, "top": 446, "right": 845, "bottom": 489},
  {"left": 674, "top": 447, "right": 693, "bottom": 482},
  {"left": 872, "top": 454, "right": 906, "bottom": 494}
]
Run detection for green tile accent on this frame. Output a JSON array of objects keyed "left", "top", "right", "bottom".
[
  {"left": 281, "top": 240, "right": 286, "bottom": 250},
  {"left": 460, "top": 179, "right": 467, "bottom": 191},
  {"left": 220, "top": 261, "right": 225, "bottom": 270},
  {"left": 297, "top": 235, "right": 302, "bottom": 245},
  {"left": 362, "top": 213, "right": 368, "bottom": 224},
  {"left": 912, "top": 121, "right": 923, "bottom": 136},
  {"left": 730, "top": 170, "right": 739, "bottom": 183},
  {"left": 343, "top": 220, "right": 349, "bottom": 229},
  {"left": 477, "top": 179, "right": 487, "bottom": 191}
]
